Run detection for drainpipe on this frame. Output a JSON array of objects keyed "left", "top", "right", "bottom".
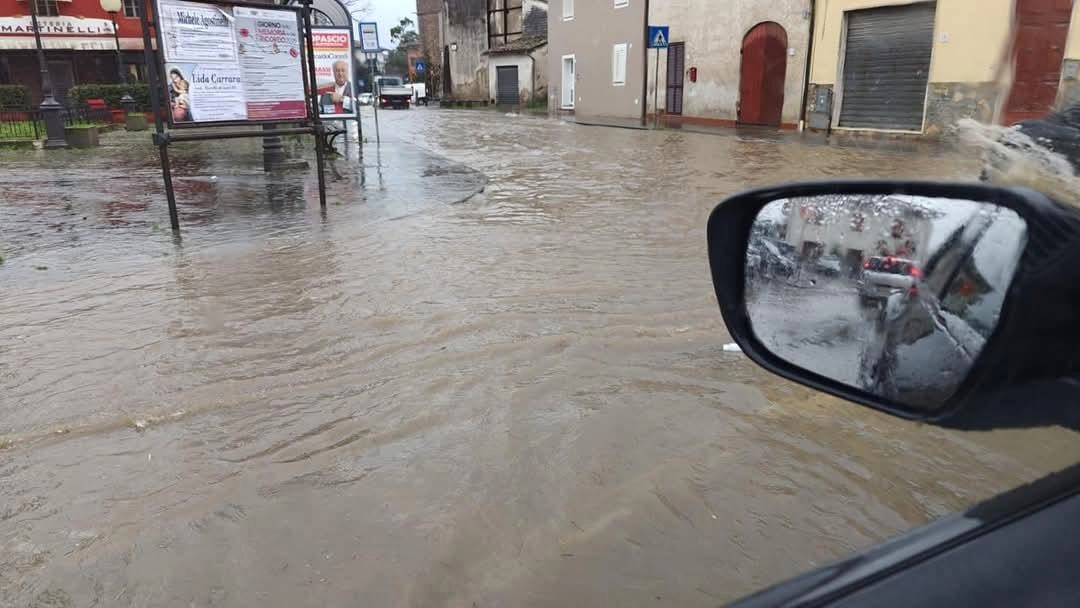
[
  {"left": 528, "top": 52, "right": 536, "bottom": 107},
  {"left": 798, "top": 0, "right": 816, "bottom": 132},
  {"left": 641, "top": 0, "right": 651, "bottom": 127}
]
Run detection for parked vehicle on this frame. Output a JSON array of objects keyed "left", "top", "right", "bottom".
[
  {"left": 408, "top": 83, "right": 428, "bottom": 106},
  {"left": 357, "top": 92, "right": 374, "bottom": 106},
  {"left": 746, "top": 235, "right": 796, "bottom": 280},
  {"left": 813, "top": 254, "right": 843, "bottom": 278},
  {"left": 858, "top": 255, "right": 921, "bottom": 308},
  {"left": 375, "top": 76, "right": 412, "bottom": 109}
]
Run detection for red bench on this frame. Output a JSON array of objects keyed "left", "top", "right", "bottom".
[{"left": 83, "top": 98, "right": 122, "bottom": 123}]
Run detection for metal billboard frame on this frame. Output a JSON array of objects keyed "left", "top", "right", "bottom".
[{"left": 139, "top": 0, "right": 328, "bottom": 234}]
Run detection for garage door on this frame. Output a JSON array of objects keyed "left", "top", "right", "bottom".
[
  {"left": 496, "top": 65, "right": 519, "bottom": 106},
  {"left": 838, "top": 2, "right": 936, "bottom": 131}
]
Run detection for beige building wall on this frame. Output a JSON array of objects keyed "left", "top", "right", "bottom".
[
  {"left": 1058, "top": 2, "right": 1080, "bottom": 108},
  {"left": 806, "top": 0, "right": 1027, "bottom": 134},
  {"left": 647, "top": 0, "right": 810, "bottom": 126},
  {"left": 809, "top": 0, "right": 1012, "bottom": 86},
  {"left": 1067, "top": 2, "right": 1080, "bottom": 58},
  {"left": 547, "top": 0, "right": 647, "bottom": 126}
]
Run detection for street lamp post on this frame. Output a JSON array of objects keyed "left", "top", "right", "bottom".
[
  {"left": 99, "top": 0, "right": 136, "bottom": 110},
  {"left": 29, "top": 0, "right": 67, "bottom": 148}
]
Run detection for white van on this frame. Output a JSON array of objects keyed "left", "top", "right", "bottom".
[{"left": 408, "top": 83, "right": 428, "bottom": 106}]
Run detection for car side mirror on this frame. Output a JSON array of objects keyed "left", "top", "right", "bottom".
[{"left": 707, "top": 181, "right": 1080, "bottom": 424}]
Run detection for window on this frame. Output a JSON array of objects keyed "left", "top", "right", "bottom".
[
  {"left": 123, "top": 0, "right": 140, "bottom": 18},
  {"left": 612, "top": 43, "right": 627, "bottom": 86},
  {"left": 561, "top": 55, "right": 575, "bottom": 109},
  {"left": 563, "top": 0, "right": 574, "bottom": 20},
  {"left": 34, "top": 0, "right": 59, "bottom": 17},
  {"left": 614, "top": 0, "right": 629, "bottom": 7},
  {"left": 487, "top": 0, "right": 523, "bottom": 49}
]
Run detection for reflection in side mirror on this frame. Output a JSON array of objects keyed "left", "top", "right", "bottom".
[{"left": 745, "top": 194, "right": 1028, "bottom": 412}]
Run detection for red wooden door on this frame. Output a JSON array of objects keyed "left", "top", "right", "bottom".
[
  {"left": 739, "top": 22, "right": 788, "bottom": 126},
  {"left": 1003, "top": 0, "right": 1074, "bottom": 125}
]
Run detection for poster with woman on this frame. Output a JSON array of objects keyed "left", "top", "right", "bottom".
[
  {"left": 165, "top": 62, "right": 247, "bottom": 124},
  {"left": 167, "top": 65, "right": 193, "bottom": 123}
]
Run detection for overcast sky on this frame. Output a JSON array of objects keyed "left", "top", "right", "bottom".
[{"left": 350, "top": 0, "right": 415, "bottom": 51}]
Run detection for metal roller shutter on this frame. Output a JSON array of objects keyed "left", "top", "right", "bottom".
[
  {"left": 496, "top": 65, "right": 520, "bottom": 105},
  {"left": 838, "top": 2, "right": 936, "bottom": 131}
]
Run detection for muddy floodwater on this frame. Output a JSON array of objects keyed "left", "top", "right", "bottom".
[{"left": 1, "top": 110, "right": 1077, "bottom": 607}]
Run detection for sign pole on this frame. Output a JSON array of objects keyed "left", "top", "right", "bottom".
[
  {"left": 647, "top": 25, "right": 669, "bottom": 130},
  {"left": 371, "top": 55, "right": 381, "bottom": 145},
  {"left": 355, "top": 103, "right": 363, "bottom": 146},
  {"left": 358, "top": 23, "right": 382, "bottom": 145},
  {"left": 300, "top": 0, "right": 327, "bottom": 209},
  {"left": 653, "top": 48, "right": 660, "bottom": 129}
]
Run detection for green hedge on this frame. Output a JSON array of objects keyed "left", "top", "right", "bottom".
[
  {"left": 67, "top": 84, "right": 152, "bottom": 111},
  {"left": 0, "top": 85, "right": 29, "bottom": 110}
]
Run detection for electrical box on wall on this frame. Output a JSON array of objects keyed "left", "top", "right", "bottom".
[{"left": 808, "top": 87, "right": 833, "bottom": 131}]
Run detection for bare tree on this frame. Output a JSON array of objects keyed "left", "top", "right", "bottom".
[{"left": 345, "top": 0, "right": 373, "bottom": 20}]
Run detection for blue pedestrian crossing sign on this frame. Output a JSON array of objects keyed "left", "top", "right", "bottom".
[
  {"left": 648, "top": 26, "right": 670, "bottom": 49},
  {"left": 415, "top": 62, "right": 426, "bottom": 74}
]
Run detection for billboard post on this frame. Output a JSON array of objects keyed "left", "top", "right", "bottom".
[{"left": 300, "top": 0, "right": 328, "bottom": 208}]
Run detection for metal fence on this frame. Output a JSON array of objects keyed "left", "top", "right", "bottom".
[
  {"left": 0, "top": 107, "right": 41, "bottom": 140},
  {"left": 64, "top": 105, "right": 114, "bottom": 126},
  {"left": 0, "top": 104, "right": 117, "bottom": 140}
]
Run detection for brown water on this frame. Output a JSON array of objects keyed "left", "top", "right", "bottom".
[{"left": 1, "top": 110, "right": 1076, "bottom": 607}]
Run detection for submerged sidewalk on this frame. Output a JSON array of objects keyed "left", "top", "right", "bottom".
[{"left": 0, "top": 128, "right": 487, "bottom": 265}]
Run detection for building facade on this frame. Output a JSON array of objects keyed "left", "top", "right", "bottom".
[
  {"left": 417, "top": 0, "right": 548, "bottom": 102},
  {"left": 805, "top": 0, "right": 1080, "bottom": 137},
  {"left": 783, "top": 196, "right": 935, "bottom": 271},
  {"left": 646, "top": 0, "right": 810, "bottom": 129},
  {"left": 0, "top": 0, "right": 150, "bottom": 104},
  {"left": 546, "top": 0, "right": 646, "bottom": 127}
]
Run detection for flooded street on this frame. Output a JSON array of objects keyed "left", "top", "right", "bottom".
[{"left": 2, "top": 109, "right": 1077, "bottom": 607}]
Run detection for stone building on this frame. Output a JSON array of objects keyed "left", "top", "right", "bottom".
[
  {"left": 646, "top": 0, "right": 811, "bottom": 129},
  {"left": 804, "top": 0, "right": 1080, "bottom": 137},
  {"left": 416, "top": 0, "right": 548, "bottom": 102}
]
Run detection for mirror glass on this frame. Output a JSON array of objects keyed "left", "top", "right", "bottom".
[{"left": 745, "top": 194, "right": 1027, "bottom": 411}]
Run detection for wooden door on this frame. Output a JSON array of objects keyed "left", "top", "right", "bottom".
[
  {"left": 666, "top": 42, "right": 685, "bottom": 115},
  {"left": 1003, "top": 0, "right": 1075, "bottom": 125},
  {"left": 739, "top": 22, "right": 788, "bottom": 126}
]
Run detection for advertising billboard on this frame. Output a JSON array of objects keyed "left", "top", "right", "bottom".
[
  {"left": 312, "top": 27, "right": 356, "bottom": 120},
  {"left": 156, "top": 0, "right": 308, "bottom": 126}
]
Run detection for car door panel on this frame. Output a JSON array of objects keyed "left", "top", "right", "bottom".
[{"left": 730, "top": 463, "right": 1080, "bottom": 607}]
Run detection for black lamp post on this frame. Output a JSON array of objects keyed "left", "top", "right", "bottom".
[
  {"left": 100, "top": 0, "right": 135, "bottom": 110},
  {"left": 29, "top": 0, "right": 67, "bottom": 148}
]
